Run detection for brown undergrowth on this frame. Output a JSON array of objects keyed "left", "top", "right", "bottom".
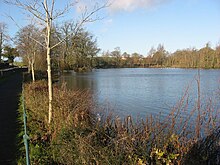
[{"left": 20, "top": 80, "right": 220, "bottom": 165}]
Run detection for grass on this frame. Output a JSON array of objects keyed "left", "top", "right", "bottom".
[{"left": 20, "top": 80, "right": 220, "bottom": 164}]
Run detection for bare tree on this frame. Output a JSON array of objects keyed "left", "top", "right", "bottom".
[
  {"left": 15, "top": 24, "right": 41, "bottom": 82},
  {"left": 4, "top": 0, "right": 109, "bottom": 124}
]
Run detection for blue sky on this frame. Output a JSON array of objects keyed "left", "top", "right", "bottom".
[{"left": 0, "top": 0, "right": 220, "bottom": 55}]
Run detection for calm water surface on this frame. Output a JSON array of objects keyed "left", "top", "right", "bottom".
[{"left": 60, "top": 68, "right": 220, "bottom": 118}]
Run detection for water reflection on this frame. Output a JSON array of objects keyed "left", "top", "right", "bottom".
[{"left": 60, "top": 68, "right": 220, "bottom": 118}]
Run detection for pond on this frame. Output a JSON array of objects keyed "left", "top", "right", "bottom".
[{"left": 60, "top": 68, "right": 220, "bottom": 118}]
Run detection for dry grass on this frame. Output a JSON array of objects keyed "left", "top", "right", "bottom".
[{"left": 22, "top": 80, "right": 220, "bottom": 165}]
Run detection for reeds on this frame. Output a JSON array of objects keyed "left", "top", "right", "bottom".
[{"left": 22, "top": 80, "right": 220, "bottom": 164}]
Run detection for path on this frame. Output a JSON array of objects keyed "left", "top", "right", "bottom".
[{"left": 0, "top": 68, "right": 24, "bottom": 164}]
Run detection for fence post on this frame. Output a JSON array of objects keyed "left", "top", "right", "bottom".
[{"left": 22, "top": 86, "right": 30, "bottom": 165}]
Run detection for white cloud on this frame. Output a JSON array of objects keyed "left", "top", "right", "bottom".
[
  {"left": 75, "top": 0, "right": 170, "bottom": 14},
  {"left": 109, "top": 0, "right": 170, "bottom": 12}
]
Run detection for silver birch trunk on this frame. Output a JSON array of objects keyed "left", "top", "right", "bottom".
[
  {"left": 46, "top": 22, "right": 53, "bottom": 124},
  {"left": 28, "top": 56, "right": 31, "bottom": 73},
  {"left": 31, "top": 62, "right": 35, "bottom": 82},
  {"left": 47, "top": 46, "right": 52, "bottom": 124},
  {"left": 31, "top": 51, "right": 36, "bottom": 82}
]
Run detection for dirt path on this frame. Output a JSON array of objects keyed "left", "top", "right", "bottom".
[{"left": 0, "top": 69, "right": 24, "bottom": 164}]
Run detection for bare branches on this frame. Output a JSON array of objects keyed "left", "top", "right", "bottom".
[
  {"left": 51, "top": 0, "right": 55, "bottom": 18},
  {"left": 0, "top": 23, "right": 14, "bottom": 44},
  {"left": 0, "top": 22, "right": 7, "bottom": 33},
  {"left": 43, "top": 0, "right": 52, "bottom": 27},
  {"left": 80, "top": 2, "right": 110, "bottom": 23},
  {"left": 6, "top": 14, "right": 46, "bottom": 48},
  {"left": 4, "top": 0, "right": 109, "bottom": 49},
  {"left": 4, "top": 0, "right": 110, "bottom": 124},
  {"left": 4, "top": 0, "right": 46, "bottom": 22},
  {"left": 51, "top": 1, "right": 109, "bottom": 49}
]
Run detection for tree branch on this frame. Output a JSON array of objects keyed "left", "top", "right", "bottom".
[
  {"left": 51, "top": 1, "right": 109, "bottom": 49},
  {"left": 4, "top": 0, "right": 46, "bottom": 22},
  {"left": 7, "top": 14, "right": 46, "bottom": 48},
  {"left": 43, "top": 0, "right": 51, "bottom": 21}
]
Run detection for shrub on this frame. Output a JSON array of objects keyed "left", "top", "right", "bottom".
[{"left": 21, "top": 80, "right": 220, "bottom": 164}]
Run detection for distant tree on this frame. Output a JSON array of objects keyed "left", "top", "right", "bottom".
[
  {"left": 15, "top": 24, "right": 42, "bottom": 81},
  {"left": 122, "top": 52, "right": 131, "bottom": 67},
  {"left": 198, "top": 43, "right": 215, "bottom": 68},
  {"left": 131, "top": 52, "right": 141, "bottom": 67},
  {"left": 170, "top": 50, "right": 187, "bottom": 67},
  {"left": 3, "top": 45, "right": 18, "bottom": 65},
  {"left": 143, "top": 47, "right": 156, "bottom": 67},
  {"left": 148, "top": 46, "right": 156, "bottom": 57},
  {"left": 122, "top": 52, "right": 130, "bottom": 58},
  {"left": 167, "top": 48, "right": 198, "bottom": 68},
  {"left": 215, "top": 43, "right": 220, "bottom": 67},
  {"left": 152, "top": 44, "right": 168, "bottom": 66},
  {"left": 111, "top": 47, "right": 121, "bottom": 67},
  {"left": 98, "top": 50, "right": 113, "bottom": 68},
  {"left": 71, "top": 29, "right": 100, "bottom": 70},
  {"left": 144, "top": 55, "right": 153, "bottom": 67},
  {"left": 56, "top": 21, "right": 75, "bottom": 70},
  {"left": 87, "top": 36, "right": 100, "bottom": 68}
]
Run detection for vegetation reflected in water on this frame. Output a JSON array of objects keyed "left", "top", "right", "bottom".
[{"left": 60, "top": 68, "right": 220, "bottom": 118}]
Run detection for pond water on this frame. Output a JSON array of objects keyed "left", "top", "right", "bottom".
[{"left": 60, "top": 68, "right": 220, "bottom": 118}]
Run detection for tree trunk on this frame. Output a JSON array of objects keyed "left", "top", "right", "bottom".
[
  {"left": 31, "top": 62, "right": 35, "bottom": 82},
  {"left": 31, "top": 51, "right": 36, "bottom": 82},
  {"left": 47, "top": 22, "right": 53, "bottom": 124},
  {"left": 0, "top": 32, "right": 2, "bottom": 63},
  {"left": 28, "top": 59, "right": 31, "bottom": 73}
]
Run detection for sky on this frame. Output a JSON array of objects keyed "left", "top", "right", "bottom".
[{"left": 0, "top": 0, "right": 220, "bottom": 55}]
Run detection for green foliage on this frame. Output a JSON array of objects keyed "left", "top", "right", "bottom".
[
  {"left": 17, "top": 96, "right": 26, "bottom": 165},
  {"left": 150, "top": 134, "right": 180, "bottom": 165},
  {"left": 56, "top": 24, "right": 100, "bottom": 71},
  {"left": 3, "top": 45, "right": 18, "bottom": 64}
]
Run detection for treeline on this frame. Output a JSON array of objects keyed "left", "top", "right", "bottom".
[
  {"left": 96, "top": 43, "right": 220, "bottom": 69},
  {"left": 13, "top": 23, "right": 100, "bottom": 73},
  {"left": 1, "top": 21, "right": 220, "bottom": 72},
  {"left": 0, "top": 22, "right": 100, "bottom": 73}
]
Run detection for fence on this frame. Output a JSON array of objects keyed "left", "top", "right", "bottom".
[
  {"left": 22, "top": 85, "right": 30, "bottom": 165},
  {"left": 0, "top": 67, "right": 17, "bottom": 77}
]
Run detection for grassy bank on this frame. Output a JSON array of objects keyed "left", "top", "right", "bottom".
[{"left": 19, "top": 80, "right": 220, "bottom": 164}]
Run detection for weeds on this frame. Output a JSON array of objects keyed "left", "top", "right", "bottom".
[{"left": 21, "top": 80, "right": 220, "bottom": 164}]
